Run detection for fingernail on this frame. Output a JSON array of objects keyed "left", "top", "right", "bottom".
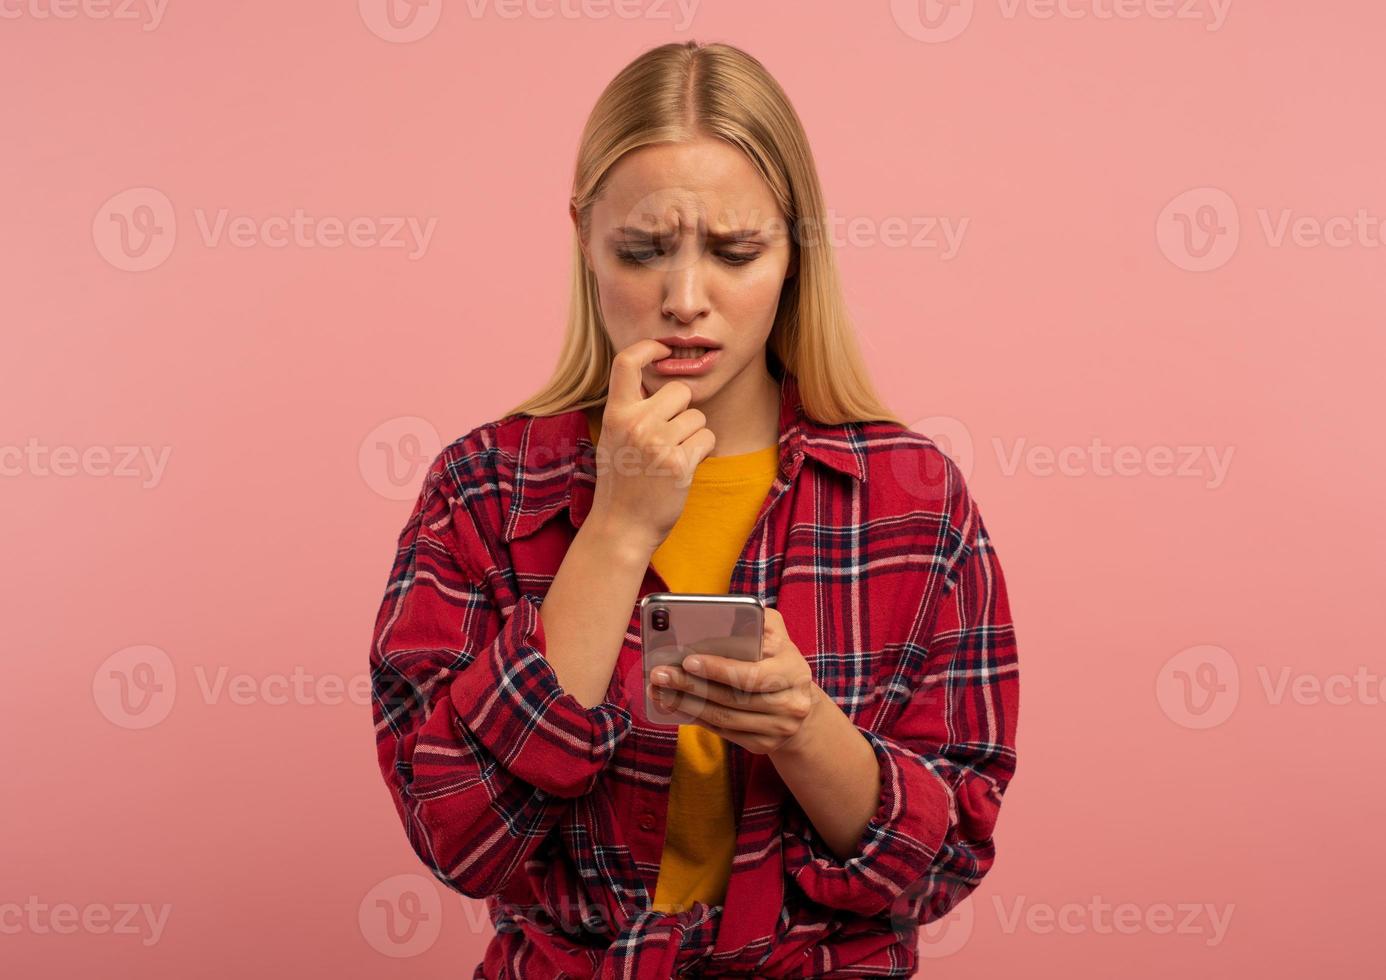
[
  {"left": 652, "top": 669, "right": 670, "bottom": 684},
  {"left": 684, "top": 657, "right": 701, "bottom": 672}
]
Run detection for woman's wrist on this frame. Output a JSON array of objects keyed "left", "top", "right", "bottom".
[{"left": 579, "top": 505, "right": 660, "bottom": 569}]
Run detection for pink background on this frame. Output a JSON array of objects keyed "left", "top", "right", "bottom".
[{"left": 2, "top": 1, "right": 1382, "bottom": 976}]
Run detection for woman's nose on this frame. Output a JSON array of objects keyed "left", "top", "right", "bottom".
[{"left": 662, "top": 263, "right": 709, "bottom": 322}]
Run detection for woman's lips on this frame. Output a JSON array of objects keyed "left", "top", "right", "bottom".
[{"left": 652, "top": 347, "right": 721, "bottom": 375}]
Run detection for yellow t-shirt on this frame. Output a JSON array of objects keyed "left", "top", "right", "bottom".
[{"left": 586, "top": 410, "right": 779, "bottom": 913}]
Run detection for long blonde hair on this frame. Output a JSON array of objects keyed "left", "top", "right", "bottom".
[{"left": 504, "top": 40, "right": 903, "bottom": 428}]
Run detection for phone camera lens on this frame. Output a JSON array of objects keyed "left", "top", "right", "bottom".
[{"left": 652, "top": 608, "right": 669, "bottom": 631}]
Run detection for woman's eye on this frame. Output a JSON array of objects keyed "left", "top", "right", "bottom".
[{"left": 615, "top": 247, "right": 760, "bottom": 267}]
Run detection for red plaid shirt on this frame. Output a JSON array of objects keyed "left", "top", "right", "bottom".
[{"left": 369, "top": 371, "right": 1020, "bottom": 978}]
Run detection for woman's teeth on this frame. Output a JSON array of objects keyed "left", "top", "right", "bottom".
[{"left": 671, "top": 347, "right": 709, "bottom": 359}]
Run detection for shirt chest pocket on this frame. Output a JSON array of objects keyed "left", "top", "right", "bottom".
[{"left": 783, "top": 573, "right": 926, "bottom": 728}]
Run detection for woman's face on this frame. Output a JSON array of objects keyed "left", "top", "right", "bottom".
[{"left": 574, "top": 137, "right": 797, "bottom": 402}]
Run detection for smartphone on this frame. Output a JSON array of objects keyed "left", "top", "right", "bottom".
[{"left": 639, "top": 592, "right": 765, "bottom": 726}]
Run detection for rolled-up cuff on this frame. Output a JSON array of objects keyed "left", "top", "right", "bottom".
[
  {"left": 449, "top": 594, "right": 632, "bottom": 799},
  {"left": 784, "top": 728, "right": 952, "bottom": 917}
]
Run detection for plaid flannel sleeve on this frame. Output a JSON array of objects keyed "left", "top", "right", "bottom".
[
  {"left": 370, "top": 453, "right": 633, "bottom": 898},
  {"left": 782, "top": 459, "right": 1020, "bottom": 922}
]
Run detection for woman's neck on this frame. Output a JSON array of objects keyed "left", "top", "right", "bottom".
[{"left": 698, "top": 365, "right": 782, "bottom": 457}]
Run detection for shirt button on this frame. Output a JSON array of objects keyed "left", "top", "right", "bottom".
[{"left": 638, "top": 811, "right": 657, "bottom": 832}]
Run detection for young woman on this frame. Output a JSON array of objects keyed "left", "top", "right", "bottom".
[{"left": 370, "top": 40, "right": 1019, "bottom": 979}]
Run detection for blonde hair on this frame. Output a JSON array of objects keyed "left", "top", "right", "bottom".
[{"left": 503, "top": 39, "right": 903, "bottom": 428}]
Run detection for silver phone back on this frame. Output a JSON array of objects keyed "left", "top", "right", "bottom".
[{"left": 639, "top": 592, "right": 764, "bottom": 727}]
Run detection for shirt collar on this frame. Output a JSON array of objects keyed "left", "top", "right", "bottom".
[{"left": 500, "top": 371, "right": 868, "bottom": 543}]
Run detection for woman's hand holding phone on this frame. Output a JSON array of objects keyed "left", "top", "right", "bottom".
[
  {"left": 649, "top": 605, "right": 822, "bottom": 756},
  {"left": 587, "top": 339, "right": 717, "bottom": 553}
]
